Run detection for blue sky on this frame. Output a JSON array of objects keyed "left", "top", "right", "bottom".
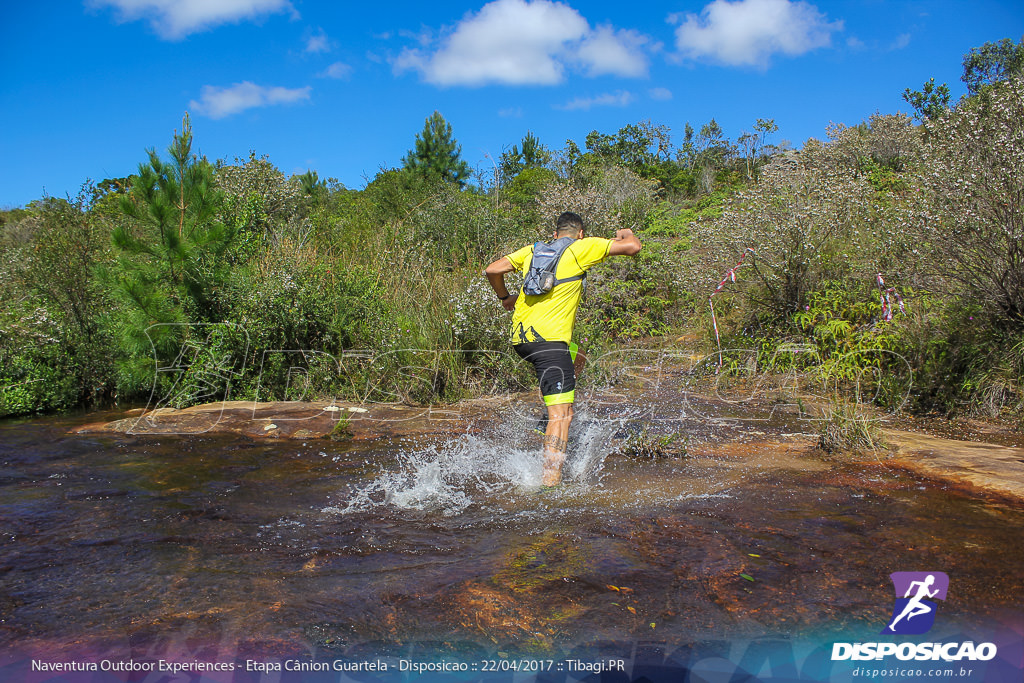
[{"left": 1, "top": 0, "right": 1022, "bottom": 208}]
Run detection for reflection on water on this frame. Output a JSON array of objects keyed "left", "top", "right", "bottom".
[{"left": 1, "top": 400, "right": 1023, "bottom": 662}]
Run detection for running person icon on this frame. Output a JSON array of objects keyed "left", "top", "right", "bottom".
[{"left": 887, "top": 574, "right": 939, "bottom": 631}]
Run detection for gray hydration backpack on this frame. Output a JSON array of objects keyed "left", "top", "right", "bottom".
[{"left": 521, "top": 236, "right": 585, "bottom": 296}]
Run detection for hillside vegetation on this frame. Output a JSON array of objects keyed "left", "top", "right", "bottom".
[{"left": 1, "top": 41, "right": 1022, "bottom": 428}]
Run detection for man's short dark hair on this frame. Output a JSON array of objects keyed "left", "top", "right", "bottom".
[{"left": 555, "top": 211, "right": 585, "bottom": 236}]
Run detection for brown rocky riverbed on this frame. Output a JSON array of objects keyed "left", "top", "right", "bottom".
[
  {"left": 1, "top": 384, "right": 1020, "bottom": 677},
  {"left": 76, "top": 390, "right": 1024, "bottom": 504}
]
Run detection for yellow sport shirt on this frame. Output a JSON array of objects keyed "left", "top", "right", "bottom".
[{"left": 506, "top": 236, "right": 612, "bottom": 344}]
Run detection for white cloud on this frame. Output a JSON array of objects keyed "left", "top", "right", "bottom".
[
  {"left": 394, "top": 0, "right": 651, "bottom": 86},
  {"left": 556, "top": 90, "right": 634, "bottom": 111},
  {"left": 399, "top": 27, "right": 435, "bottom": 47},
  {"left": 320, "top": 62, "right": 353, "bottom": 79},
  {"left": 91, "top": 0, "right": 297, "bottom": 40},
  {"left": 305, "top": 29, "right": 330, "bottom": 54},
  {"left": 649, "top": 87, "right": 673, "bottom": 101},
  {"left": 190, "top": 81, "right": 311, "bottom": 119},
  {"left": 395, "top": 0, "right": 585, "bottom": 86},
  {"left": 672, "top": 0, "right": 842, "bottom": 68},
  {"left": 576, "top": 25, "right": 650, "bottom": 78},
  {"left": 498, "top": 106, "right": 524, "bottom": 118},
  {"left": 890, "top": 33, "right": 911, "bottom": 50}
]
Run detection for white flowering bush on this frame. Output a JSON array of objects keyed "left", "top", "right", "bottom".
[
  {"left": 0, "top": 191, "right": 115, "bottom": 415},
  {"left": 884, "top": 75, "right": 1024, "bottom": 416},
  {"left": 690, "top": 115, "right": 923, "bottom": 322},
  {"left": 217, "top": 153, "right": 310, "bottom": 259},
  {"left": 538, "top": 165, "right": 660, "bottom": 237},
  {"left": 915, "top": 75, "right": 1024, "bottom": 328},
  {"left": 216, "top": 153, "right": 303, "bottom": 226},
  {"left": 447, "top": 276, "right": 510, "bottom": 350}
]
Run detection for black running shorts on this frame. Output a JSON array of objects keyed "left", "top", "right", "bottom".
[{"left": 513, "top": 341, "right": 579, "bottom": 406}]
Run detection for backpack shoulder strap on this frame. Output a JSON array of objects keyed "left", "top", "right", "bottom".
[{"left": 549, "top": 237, "right": 586, "bottom": 286}]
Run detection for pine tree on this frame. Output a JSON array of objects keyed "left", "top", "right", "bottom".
[
  {"left": 113, "top": 113, "right": 229, "bottom": 318},
  {"left": 402, "top": 111, "right": 471, "bottom": 186},
  {"left": 108, "top": 113, "right": 232, "bottom": 392},
  {"left": 499, "top": 131, "right": 551, "bottom": 183}
]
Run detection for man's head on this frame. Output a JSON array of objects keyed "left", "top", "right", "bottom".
[{"left": 555, "top": 211, "right": 585, "bottom": 239}]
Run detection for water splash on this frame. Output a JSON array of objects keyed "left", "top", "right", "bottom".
[
  {"left": 335, "top": 434, "right": 541, "bottom": 515},
  {"left": 329, "top": 402, "right": 631, "bottom": 516},
  {"left": 563, "top": 407, "right": 631, "bottom": 481}
]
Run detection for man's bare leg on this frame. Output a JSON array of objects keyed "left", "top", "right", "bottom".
[{"left": 542, "top": 402, "right": 573, "bottom": 486}]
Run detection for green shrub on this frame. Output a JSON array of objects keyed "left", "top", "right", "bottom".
[
  {"left": 818, "top": 401, "right": 886, "bottom": 454},
  {"left": 0, "top": 304, "right": 79, "bottom": 416},
  {"left": 575, "top": 239, "right": 681, "bottom": 343},
  {"left": 226, "top": 258, "right": 387, "bottom": 402},
  {"left": 894, "top": 295, "right": 1022, "bottom": 417}
]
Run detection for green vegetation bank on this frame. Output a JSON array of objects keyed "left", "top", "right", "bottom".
[{"left": 1, "top": 40, "right": 1022, "bottom": 429}]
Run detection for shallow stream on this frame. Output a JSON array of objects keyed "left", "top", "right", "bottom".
[{"left": 1, "top": 395, "right": 1023, "bottom": 667}]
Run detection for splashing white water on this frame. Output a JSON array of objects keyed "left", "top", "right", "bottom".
[
  {"left": 340, "top": 433, "right": 542, "bottom": 515},
  {"left": 328, "top": 403, "right": 631, "bottom": 516},
  {"left": 564, "top": 409, "right": 627, "bottom": 481}
]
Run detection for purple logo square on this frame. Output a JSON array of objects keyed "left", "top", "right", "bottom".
[{"left": 882, "top": 571, "right": 949, "bottom": 635}]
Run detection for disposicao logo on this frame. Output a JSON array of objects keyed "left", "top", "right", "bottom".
[
  {"left": 831, "top": 571, "right": 998, "bottom": 663},
  {"left": 883, "top": 571, "right": 949, "bottom": 635}
]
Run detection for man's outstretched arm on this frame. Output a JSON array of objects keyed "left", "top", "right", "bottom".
[
  {"left": 485, "top": 257, "right": 518, "bottom": 311},
  {"left": 608, "top": 228, "right": 642, "bottom": 256}
]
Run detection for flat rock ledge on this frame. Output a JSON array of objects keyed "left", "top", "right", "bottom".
[
  {"left": 74, "top": 399, "right": 506, "bottom": 442},
  {"left": 884, "top": 429, "right": 1024, "bottom": 503},
  {"left": 74, "top": 401, "right": 1024, "bottom": 504}
]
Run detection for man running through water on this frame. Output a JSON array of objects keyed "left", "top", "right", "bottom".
[{"left": 484, "top": 212, "right": 642, "bottom": 487}]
